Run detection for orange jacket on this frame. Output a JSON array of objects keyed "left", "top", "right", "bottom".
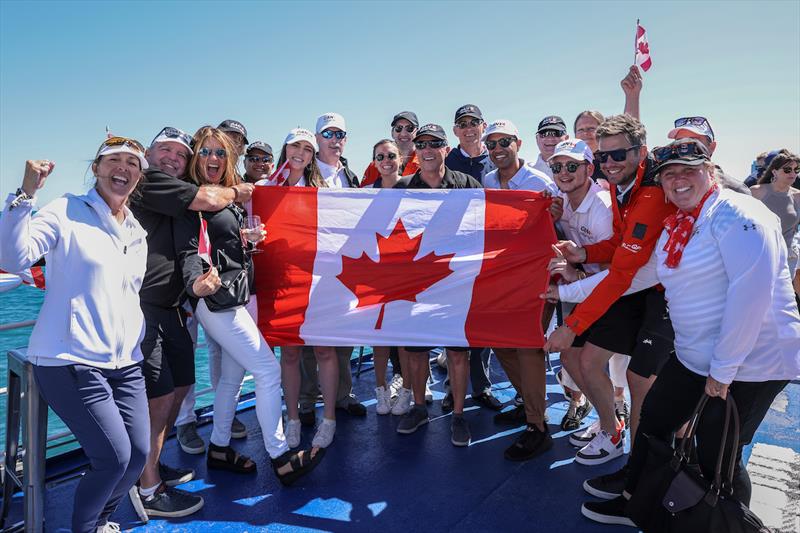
[
  {"left": 360, "top": 152, "right": 419, "bottom": 187},
  {"left": 564, "top": 159, "right": 677, "bottom": 335}
]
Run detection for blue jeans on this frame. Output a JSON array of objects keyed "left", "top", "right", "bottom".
[{"left": 33, "top": 363, "right": 150, "bottom": 533}]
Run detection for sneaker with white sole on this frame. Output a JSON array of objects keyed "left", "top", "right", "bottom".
[
  {"left": 375, "top": 386, "right": 391, "bottom": 415},
  {"left": 561, "top": 398, "right": 593, "bottom": 431},
  {"left": 391, "top": 387, "right": 412, "bottom": 415},
  {"left": 581, "top": 496, "right": 635, "bottom": 527},
  {"left": 389, "top": 373, "right": 404, "bottom": 399},
  {"left": 583, "top": 464, "right": 629, "bottom": 499},
  {"left": 97, "top": 521, "right": 121, "bottom": 532},
  {"left": 231, "top": 416, "right": 247, "bottom": 439},
  {"left": 141, "top": 483, "right": 204, "bottom": 518},
  {"left": 569, "top": 418, "right": 601, "bottom": 447},
  {"left": 575, "top": 428, "right": 625, "bottom": 466},
  {"left": 396, "top": 405, "right": 429, "bottom": 434},
  {"left": 285, "top": 418, "right": 302, "bottom": 449},
  {"left": 312, "top": 418, "right": 336, "bottom": 448},
  {"left": 176, "top": 422, "right": 205, "bottom": 455}
]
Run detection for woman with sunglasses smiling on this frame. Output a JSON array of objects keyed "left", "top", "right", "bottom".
[
  {"left": 751, "top": 149, "right": 800, "bottom": 282},
  {"left": 0, "top": 137, "right": 150, "bottom": 533},
  {"left": 582, "top": 137, "right": 800, "bottom": 525},
  {"left": 267, "top": 128, "right": 342, "bottom": 448},
  {"left": 174, "top": 127, "right": 324, "bottom": 485}
]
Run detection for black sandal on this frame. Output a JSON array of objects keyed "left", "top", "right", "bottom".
[
  {"left": 271, "top": 447, "right": 325, "bottom": 486},
  {"left": 207, "top": 444, "right": 257, "bottom": 474}
]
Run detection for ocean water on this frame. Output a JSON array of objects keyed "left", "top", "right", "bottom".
[{"left": 0, "top": 283, "right": 237, "bottom": 457}]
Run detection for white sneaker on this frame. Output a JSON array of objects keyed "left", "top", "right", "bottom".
[
  {"left": 575, "top": 429, "right": 625, "bottom": 466},
  {"left": 436, "top": 350, "right": 448, "bottom": 369},
  {"left": 285, "top": 418, "right": 302, "bottom": 449},
  {"left": 391, "top": 387, "right": 412, "bottom": 415},
  {"left": 389, "top": 373, "right": 404, "bottom": 399},
  {"left": 569, "top": 418, "right": 601, "bottom": 447},
  {"left": 312, "top": 418, "right": 336, "bottom": 448},
  {"left": 425, "top": 382, "right": 433, "bottom": 404},
  {"left": 375, "top": 386, "right": 391, "bottom": 415},
  {"left": 97, "top": 521, "right": 121, "bottom": 532}
]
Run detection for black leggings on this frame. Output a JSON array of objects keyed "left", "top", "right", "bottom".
[{"left": 625, "top": 356, "right": 787, "bottom": 506}]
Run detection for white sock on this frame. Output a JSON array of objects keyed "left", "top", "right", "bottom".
[{"left": 139, "top": 482, "right": 160, "bottom": 500}]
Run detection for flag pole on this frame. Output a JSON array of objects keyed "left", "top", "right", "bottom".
[{"left": 634, "top": 19, "right": 639, "bottom": 65}]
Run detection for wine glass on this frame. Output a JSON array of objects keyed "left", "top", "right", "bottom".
[{"left": 241, "top": 215, "right": 265, "bottom": 254}]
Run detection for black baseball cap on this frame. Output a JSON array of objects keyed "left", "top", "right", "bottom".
[
  {"left": 218, "top": 119, "right": 249, "bottom": 144},
  {"left": 246, "top": 141, "right": 273, "bottom": 156},
  {"left": 537, "top": 115, "right": 567, "bottom": 135},
  {"left": 391, "top": 111, "right": 419, "bottom": 128},
  {"left": 454, "top": 104, "right": 483, "bottom": 122},
  {"left": 413, "top": 123, "right": 448, "bottom": 143}
]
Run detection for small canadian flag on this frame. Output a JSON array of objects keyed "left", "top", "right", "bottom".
[
  {"left": 198, "top": 214, "right": 212, "bottom": 265},
  {"left": 264, "top": 160, "right": 291, "bottom": 186},
  {"left": 635, "top": 20, "right": 652, "bottom": 72}
]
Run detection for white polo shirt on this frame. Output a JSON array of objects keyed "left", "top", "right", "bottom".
[
  {"left": 316, "top": 157, "right": 349, "bottom": 189},
  {"left": 532, "top": 155, "right": 553, "bottom": 178},
  {"left": 558, "top": 181, "right": 613, "bottom": 275},
  {"left": 483, "top": 159, "right": 555, "bottom": 192}
]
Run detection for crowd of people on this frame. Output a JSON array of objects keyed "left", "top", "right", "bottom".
[{"left": 1, "top": 65, "right": 798, "bottom": 532}]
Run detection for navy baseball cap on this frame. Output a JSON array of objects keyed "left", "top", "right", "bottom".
[
  {"left": 391, "top": 111, "right": 419, "bottom": 128},
  {"left": 413, "top": 123, "right": 448, "bottom": 143},
  {"left": 246, "top": 141, "right": 273, "bottom": 156},
  {"left": 454, "top": 104, "right": 483, "bottom": 122},
  {"left": 537, "top": 115, "right": 567, "bottom": 134},
  {"left": 218, "top": 119, "right": 249, "bottom": 144}
]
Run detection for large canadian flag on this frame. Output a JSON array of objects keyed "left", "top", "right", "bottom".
[{"left": 251, "top": 187, "right": 555, "bottom": 348}]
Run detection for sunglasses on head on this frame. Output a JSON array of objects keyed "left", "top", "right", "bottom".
[
  {"left": 652, "top": 140, "right": 709, "bottom": 164},
  {"left": 375, "top": 153, "right": 398, "bottom": 162},
  {"left": 674, "top": 116, "right": 714, "bottom": 138},
  {"left": 320, "top": 129, "right": 346, "bottom": 140},
  {"left": 152, "top": 127, "right": 192, "bottom": 147},
  {"left": 485, "top": 136, "right": 517, "bottom": 151},
  {"left": 456, "top": 118, "right": 482, "bottom": 129},
  {"left": 393, "top": 124, "right": 416, "bottom": 133},
  {"left": 538, "top": 130, "right": 564, "bottom": 138},
  {"left": 550, "top": 161, "right": 586, "bottom": 174},
  {"left": 414, "top": 140, "right": 447, "bottom": 150},
  {"left": 102, "top": 136, "right": 145, "bottom": 154},
  {"left": 198, "top": 147, "right": 227, "bottom": 158},
  {"left": 594, "top": 145, "right": 641, "bottom": 163},
  {"left": 247, "top": 155, "right": 273, "bottom": 163}
]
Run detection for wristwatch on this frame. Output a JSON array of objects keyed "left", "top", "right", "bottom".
[{"left": 9, "top": 187, "right": 33, "bottom": 209}]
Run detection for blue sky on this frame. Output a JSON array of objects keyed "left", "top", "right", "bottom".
[{"left": 1, "top": 0, "right": 798, "bottom": 206}]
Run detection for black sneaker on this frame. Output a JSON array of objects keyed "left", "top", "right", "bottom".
[
  {"left": 472, "top": 392, "right": 503, "bottom": 411},
  {"left": 396, "top": 405, "right": 429, "bottom": 434},
  {"left": 230, "top": 416, "right": 247, "bottom": 439},
  {"left": 158, "top": 462, "right": 194, "bottom": 487},
  {"left": 299, "top": 409, "right": 316, "bottom": 427},
  {"left": 336, "top": 396, "right": 367, "bottom": 417},
  {"left": 504, "top": 424, "right": 553, "bottom": 461},
  {"left": 441, "top": 392, "right": 454, "bottom": 413},
  {"left": 583, "top": 464, "right": 629, "bottom": 500},
  {"left": 581, "top": 496, "right": 635, "bottom": 527},
  {"left": 450, "top": 415, "right": 471, "bottom": 447},
  {"left": 493, "top": 405, "right": 526, "bottom": 425},
  {"left": 141, "top": 483, "right": 204, "bottom": 518},
  {"left": 560, "top": 399, "right": 593, "bottom": 431}
]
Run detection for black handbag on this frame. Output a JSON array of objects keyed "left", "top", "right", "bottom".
[
  {"left": 204, "top": 266, "right": 249, "bottom": 312},
  {"left": 626, "top": 393, "right": 771, "bottom": 533}
]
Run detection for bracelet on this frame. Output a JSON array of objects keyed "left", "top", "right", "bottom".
[{"left": 9, "top": 187, "right": 33, "bottom": 210}]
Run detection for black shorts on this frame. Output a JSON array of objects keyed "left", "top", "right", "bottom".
[
  {"left": 404, "top": 346, "right": 469, "bottom": 354},
  {"left": 581, "top": 288, "right": 674, "bottom": 378},
  {"left": 140, "top": 303, "right": 196, "bottom": 399}
]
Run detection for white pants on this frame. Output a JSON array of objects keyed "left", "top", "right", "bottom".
[
  {"left": 176, "top": 299, "right": 254, "bottom": 426},
  {"left": 195, "top": 298, "right": 287, "bottom": 459},
  {"left": 560, "top": 354, "right": 630, "bottom": 392}
]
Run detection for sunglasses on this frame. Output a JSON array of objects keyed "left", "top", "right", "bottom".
[
  {"left": 780, "top": 166, "right": 800, "bottom": 174},
  {"left": 652, "top": 140, "right": 709, "bottom": 164},
  {"left": 198, "top": 147, "right": 227, "bottom": 158},
  {"left": 550, "top": 161, "right": 586, "bottom": 174},
  {"left": 456, "top": 118, "right": 482, "bottom": 129},
  {"left": 393, "top": 124, "right": 416, "bottom": 133},
  {"left": 102, "top": 136, "right": 145, "bottom": 154},
  {"left": 375, "top": 153, "right": 398, "bottom": 162},
  {"left": 414, "top": 140, "right": 447, "bottom": 150},
  {"left": 594, "top": 145, "right": 641, "bottom": 163},
  {"left": 485, "top": 136, "right": 517, "bottom": 151},
  {"left": 538, "top": 130, "right": 564, "bottom": 138},
  {"left": 320, "top": 130, "right": 346, "bottom": 140},
  {"left": 247, "top": 155, "right": 273, "bottom": 163},
  {"left": 151, "top": 127, "right": 192, "bottom": 147},
  {"left": 674, "top": 116, "right": 715, "bottom": 140}
]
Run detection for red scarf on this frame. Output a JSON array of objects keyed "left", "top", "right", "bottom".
[{"left": 662, "top": 184, "right": 718, "bottom": 268}]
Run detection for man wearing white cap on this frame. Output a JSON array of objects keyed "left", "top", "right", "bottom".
[
  {"left": 129, "top": 127, "right": 254, "bottom": 519},
  {"left": 483, "top": 119, "right": 554, "bottom": 191},
  {"left": 298, "top": 113, "right": 365, "bottom": 428}
]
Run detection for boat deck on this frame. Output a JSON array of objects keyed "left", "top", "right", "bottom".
[{"left": 2, "top": 353, "right": 798, "bottom": 532}]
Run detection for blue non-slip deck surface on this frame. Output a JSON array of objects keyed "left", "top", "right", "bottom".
[{"left": 5, "top": 354, "right": 798, "bottom": 532}]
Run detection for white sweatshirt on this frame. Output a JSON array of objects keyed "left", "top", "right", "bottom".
[{"left": 0, "top": 189, "right": 148, "bottom": 368}]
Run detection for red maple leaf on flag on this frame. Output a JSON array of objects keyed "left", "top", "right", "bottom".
[
  {"left": 638, "top": 41, "right": 649, "bottom": 55},
  {"left": 337, "top": 218, "right": 455, "bottom": 330}
]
